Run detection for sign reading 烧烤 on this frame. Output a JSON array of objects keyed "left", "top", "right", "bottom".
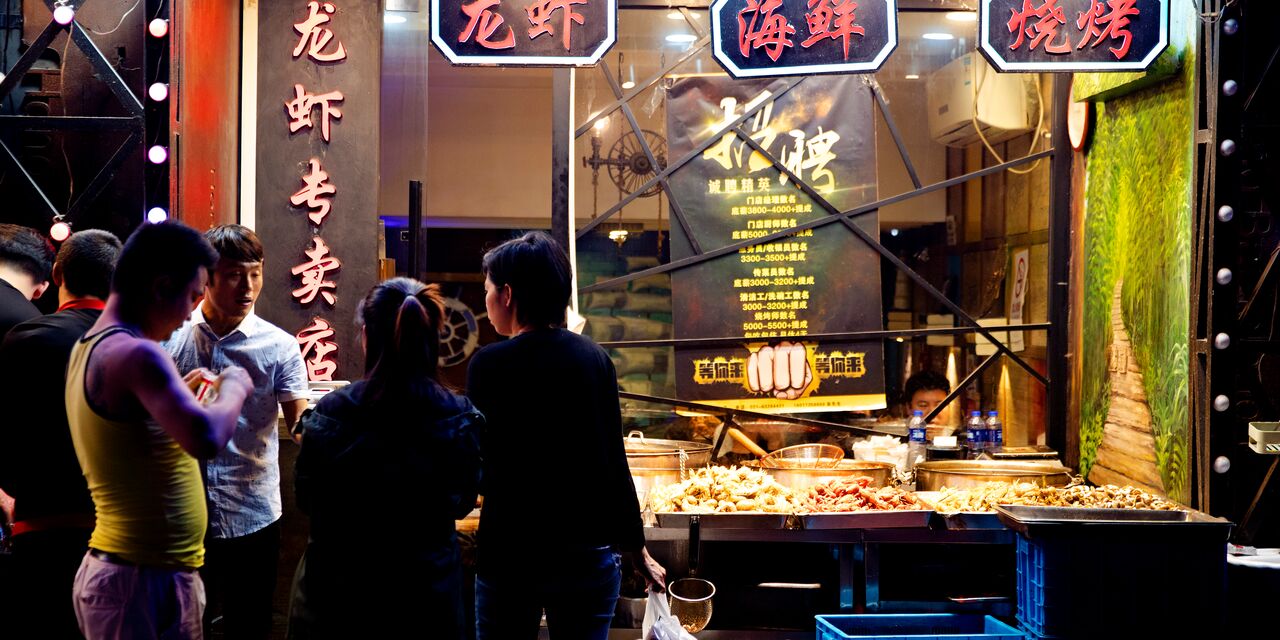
[
  {"left": 255, "top": 1, "right": 380, "bottom": 382},
  {"left": 979, "top": 0, "right": 1169, "bottom": 72},
  {"left": 430, "top": 0, "right": 616, "bottom": 65},
  {"left": 666, "top": 75, "right": 886, "bottom": 413},
  {"left": 710, "top": 0, "right": 897, "bottom": 78}
]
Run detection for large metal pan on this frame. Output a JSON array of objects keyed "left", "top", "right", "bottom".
[
  {"left": 746, "top": 460, "right": 896, "bottom": 492},
  {"left": 914, "top": 460, "right": 1074, "bottom": 491}
]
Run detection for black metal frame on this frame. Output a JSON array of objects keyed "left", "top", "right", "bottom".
[
  {"left": 555, "top": 5, "right": 1066, "bottom": 439},
  {"left": 0, "top": 0, "right": 148, "bottom": 225}
]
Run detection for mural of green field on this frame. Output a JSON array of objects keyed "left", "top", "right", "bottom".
[{"left": 1078, "top": 4, "right": 1195, "bottom": 504}]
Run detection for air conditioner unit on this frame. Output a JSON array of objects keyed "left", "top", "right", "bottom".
[{"left": 927, "top": 53, "right": 1039, "bottom": 148}]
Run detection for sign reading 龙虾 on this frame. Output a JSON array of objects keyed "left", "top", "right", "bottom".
[{"left": 430, "top": 0, "right": 616, "bottom": 65}]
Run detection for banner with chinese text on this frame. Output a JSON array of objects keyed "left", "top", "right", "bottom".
[
  {"left": 666, "top": 75, "right": 885, "bottom": 413},
  {"left": 979, "top": 0, "right": 1169, "bottom": 72},
  {"left": 254, "top": 1, "right": 380, "bottom": 382},
  {"left": 430, "top": 0, "right": 616, "bottom": 65}
]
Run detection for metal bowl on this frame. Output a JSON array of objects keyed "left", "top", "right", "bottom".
[
  {"left": 624, "top": 431, "right": 713, "bottom": 470},
  {"left": 914, "top": 460, "right": 1074, "bottom": 492},
  {"left": 748, "top": 459, "right": 896, "bottom": 492}
]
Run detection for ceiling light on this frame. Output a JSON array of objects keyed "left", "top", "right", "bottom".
[
  {"left": 665, "top": 33, "right": 697, "bottom": 43},
  {"left": 945, "top": 11, "right": 978, "bottom": 22},
  {"left": 904, "top": 74, "right": 920, "bottom": 80},
  {"left": 667, "top": 10, "right": 684, "bottom": 19},
  {"left": 621, "top": 81, "right": 636, "bottom": 89},
  {"left": 594, "top": 118, "right": 608, "bottom": 132},
  {"left": 384, "top": 14, "right": 407, "bottom": 24},
  {"left": 923, "top": 32, "right": 955, "bottom": 41}
]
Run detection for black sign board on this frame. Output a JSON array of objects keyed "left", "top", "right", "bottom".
[
  {"left": 710, "top": 0, "right": 897, "bottom": 78},
  {"left": 979, "top": 0, "right": 1169, "bottom": 72},
  {"left": 666, "top": 75, "right": 886, "bottom": 413},
  {"left": 254, "top": 1, "right": 380, "bottom": 382},
  {"left": 430, "top": 0, "right": 616, "bottom": 65}
]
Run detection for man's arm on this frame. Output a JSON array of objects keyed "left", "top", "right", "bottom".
[
  {"left": 276, "top": 339, "right": 311, "bottom": 442},
  {"left": 123, "top": 340, "right": 251, "bottom": 459},
  {"left": 281, "top": 399, "right": 307, "bottom": 440}
]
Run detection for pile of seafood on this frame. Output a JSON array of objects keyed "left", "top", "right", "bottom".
[
  {"left": 800, "top": 476, "right": 925, "bottom": 513},
  {"left": 933, "top": 481, "right": 1182, "bottom": 513},
  {"left": 648, "top": 466, "right": 797, "bottom": 513}
]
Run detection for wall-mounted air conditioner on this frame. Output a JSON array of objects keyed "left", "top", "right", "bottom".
[{"left": 927, "top": 53, "right": 1039, "bottom": 149}]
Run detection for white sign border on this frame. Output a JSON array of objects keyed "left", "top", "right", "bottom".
[
  {"left": 979, "top": 0, "right": 1170, "bottom": 72},
  {"left": 430, "top": 0, "right": 617, "bottom": 66},
  {"left": 709, "top": 0, "right": 898, "bottom": 78}
]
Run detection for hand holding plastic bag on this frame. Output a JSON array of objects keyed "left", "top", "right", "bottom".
[{"left": 642, "top": 591, "right": 696, "bottom": 640}]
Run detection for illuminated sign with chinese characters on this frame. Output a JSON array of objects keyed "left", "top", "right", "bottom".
[
  {"left": 710, "top": 0, "right": 897, "bottom": 78},
  {"left": 429, "top": 0, "right": 616, "bottom": 65},
  {"left": 255, "top": 1, "right": 379, "bottom": 382},
  {"left": 978, "top": 0, "right": 1169, "bottom": 72}
]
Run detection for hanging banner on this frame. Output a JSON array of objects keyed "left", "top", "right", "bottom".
[
  {"left": 430, "top": 0, "right": 616, "bottom": 65},
  {"left": 979, "top": 0, "right": 1169, "bottom": 72},
  {"left": 255, "top": 1, "right": 380, "bottom": 381},
  {"left": 666, "top": 75, "right": 886, "bottom": 413},
  {"left": 710, "top": 0, "right": 897, "bottom": 78},
  {"left": 1009, "top": 247, "right": 1029, "bottom": 352}
]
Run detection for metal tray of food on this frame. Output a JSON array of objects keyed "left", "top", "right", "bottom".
[
  {"left": 993, "top": 505, "right": 1233, "bottom": 539},
  {"left": 798, "top": 509, "right": 934, "bottom": 530},
  {"left": 913, "top": 492, "right": 1005, "bottom": 530},
  {"left": 654, "top": 512, "right": 790, "bottom": 529}
]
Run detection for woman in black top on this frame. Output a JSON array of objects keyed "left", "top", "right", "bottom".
[
  {"left": 290, "top": 279, "right": 482, "bottom": 639},
  {"left": 468, "top": 232, "right": 666, "bottom": 640}
]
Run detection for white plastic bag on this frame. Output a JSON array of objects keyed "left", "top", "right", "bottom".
[{"left": 641, "top": 591, "right": 696, "bottom": 640}]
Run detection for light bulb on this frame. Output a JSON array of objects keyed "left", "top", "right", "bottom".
[
  {"left": 148, "top": 83, "right": 169, "bottom": 102},
  {"left": 147, "top": 207, "right": 168, "bottom": 223},
  {"left": 149, "top": 18, "right": 169, "bottom": 38},
  {"left": 50, "top": 221, "right": 71, "bottom": 241},
  {"left": 53, "top": 5, "right": 74, "bottom": 25}
]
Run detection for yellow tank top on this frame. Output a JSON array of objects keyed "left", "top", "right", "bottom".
[{"left": 66, "top": 328, "right": 206, "bottom": 568}]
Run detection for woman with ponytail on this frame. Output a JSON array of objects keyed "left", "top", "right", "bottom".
[{"left": 289, "top": 278, "right": 482, "bottom": 639}]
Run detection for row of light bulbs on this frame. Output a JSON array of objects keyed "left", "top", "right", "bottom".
[{"left": 47, "top": 7, "right": 171, "bottom": 242}]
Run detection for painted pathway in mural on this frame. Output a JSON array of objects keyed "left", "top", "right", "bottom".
[{"left": 1089, "top": 279, "right": 1166, "bottom": 496}]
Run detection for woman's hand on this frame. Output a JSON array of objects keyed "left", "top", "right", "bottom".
[{"left": 634, "top": 547, "right": 667, "bottom": 593}]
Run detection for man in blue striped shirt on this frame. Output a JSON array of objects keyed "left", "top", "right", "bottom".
[{"left": 164, "top": 224, "right": 309, "bottom": 639}]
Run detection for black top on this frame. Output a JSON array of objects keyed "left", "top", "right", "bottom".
[
  {"left": 296, "top": 378, "right": 482, "bottom": 553},
  {"left": 0, "top": 278, "right": 41, "bottom": 344},
  {"left": 466, "top": 328, "right": 644, "bottom": 568},
  {"left": 0, "top": 307, "right": 101, "bottom": 522}
]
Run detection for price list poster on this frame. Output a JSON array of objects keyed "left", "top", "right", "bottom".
[{"left": 666, "top": 75, "right": 886, "bottom": 413}]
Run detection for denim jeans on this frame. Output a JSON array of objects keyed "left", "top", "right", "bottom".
[{"left": 475, "top": 546, "right": 621, "bottom": 640}]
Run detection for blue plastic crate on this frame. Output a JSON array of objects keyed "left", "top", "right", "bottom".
[
  {"left": 1014, "top": 532, "right": 1227, "bottom": 638},
  {"left": 815, "top": 614, "right": 1024, "bottom": 640}
]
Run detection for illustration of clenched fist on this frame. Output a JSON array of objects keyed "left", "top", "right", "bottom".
[{"left": 747, "top": 341, "right": 813, "bottom": 400}]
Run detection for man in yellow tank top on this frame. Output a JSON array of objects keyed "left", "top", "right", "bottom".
[{"left": 66, "top": 222, "right": 252, "bottom": 640}]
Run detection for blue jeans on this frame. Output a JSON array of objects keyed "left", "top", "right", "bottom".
[{"left": 475, "top": 546, "right": 621, "bottom": 640}]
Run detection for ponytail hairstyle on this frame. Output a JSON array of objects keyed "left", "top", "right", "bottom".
[{"left": 358, "top": 277, "right": 447, "bottom": 405}]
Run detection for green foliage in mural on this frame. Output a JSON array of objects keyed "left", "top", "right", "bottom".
[{"left": 1078, "top": 5, "right": 1195, "bottom": 503}]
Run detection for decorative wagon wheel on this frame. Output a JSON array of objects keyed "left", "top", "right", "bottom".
[
  {"left": 438, "top": 297, "right": 481, "bottom": 368},
  {"left": 607, "top": 129, "right": 667, "bottom": 198}
]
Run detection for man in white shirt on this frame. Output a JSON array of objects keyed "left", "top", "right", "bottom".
[{"left": 165, "top": 224, "right": 309, "bottom": 639}]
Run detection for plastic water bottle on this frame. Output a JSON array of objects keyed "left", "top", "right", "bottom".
[
  {"left": 986, "top": 411, "right": 1004, "bottom": 453},
  {"left": 966, "top": 410, "right": 986, "bottom": 459},
  {"left": 907, "top": 410, "right": 928, "bottom": 473}
]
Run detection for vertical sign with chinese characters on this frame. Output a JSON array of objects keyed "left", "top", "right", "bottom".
[
  {"left": 978, "top": 0, "right": 1169, "bottom": 72},
  {"left": 429, "top": 0, "right": 616, "bottom": 65},
  {"left": 666, "top": 75, "right": 886, "bottom": 413},
  {"left": 710, "top": 0, "right": 897, "bottom": 78},
  {"left": 255, "top": 1, "right": 380, "bottom": 381}
]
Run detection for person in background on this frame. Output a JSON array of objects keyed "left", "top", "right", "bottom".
[
  {"left": 903, "top": 370, "right": 951, "bottom": 422},
  {"left": 163, "top": 224, "right": 309, "bottom": 640},
  {"left": 467, "top": 231, "right": 666, "bottom": 640},
  {"left": 0, "top": 223, "right": 55, "bottom": 341},
  {"left": 66, "top": 221, "right": 253, "bottom": 640},
  {"left": 0, "top": 229, "right": 122, "bottom": 639},
  {"left": 290, "top": 278, "right": 482, "bottom": 639}
]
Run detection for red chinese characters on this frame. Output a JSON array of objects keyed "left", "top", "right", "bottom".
[
  {"left": 291, "top": 237, "right": 341, "bottom": 306},
  {"left": 525, "top": 0, "right": 588, "bottom": 51},
  {"left": 293, "top": 1, "right": 348, "bottom": 62},
  {"left": 1006, "top": 0, "right": 1071, "bottom": 54},
  {"left": 1076, "top": 0, "right": 1139, "bottom": 59},
  {"left": 801, "top": 0, "right": 864, "bottom": 61},
  {"left": 739, "top": 0, "right": 796, "bottom": 62},
  {"left": 461, "top": 0, "right": 516, "bottom": 49},
  {"left": 290, "top": 158, "right": 336, "bottom": 226},
  {"left": 296, "top": 318, "right": 339, "bottom": 381},
  {"left": 285, "top": 84, "right": 344, "bottom": 143}
]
